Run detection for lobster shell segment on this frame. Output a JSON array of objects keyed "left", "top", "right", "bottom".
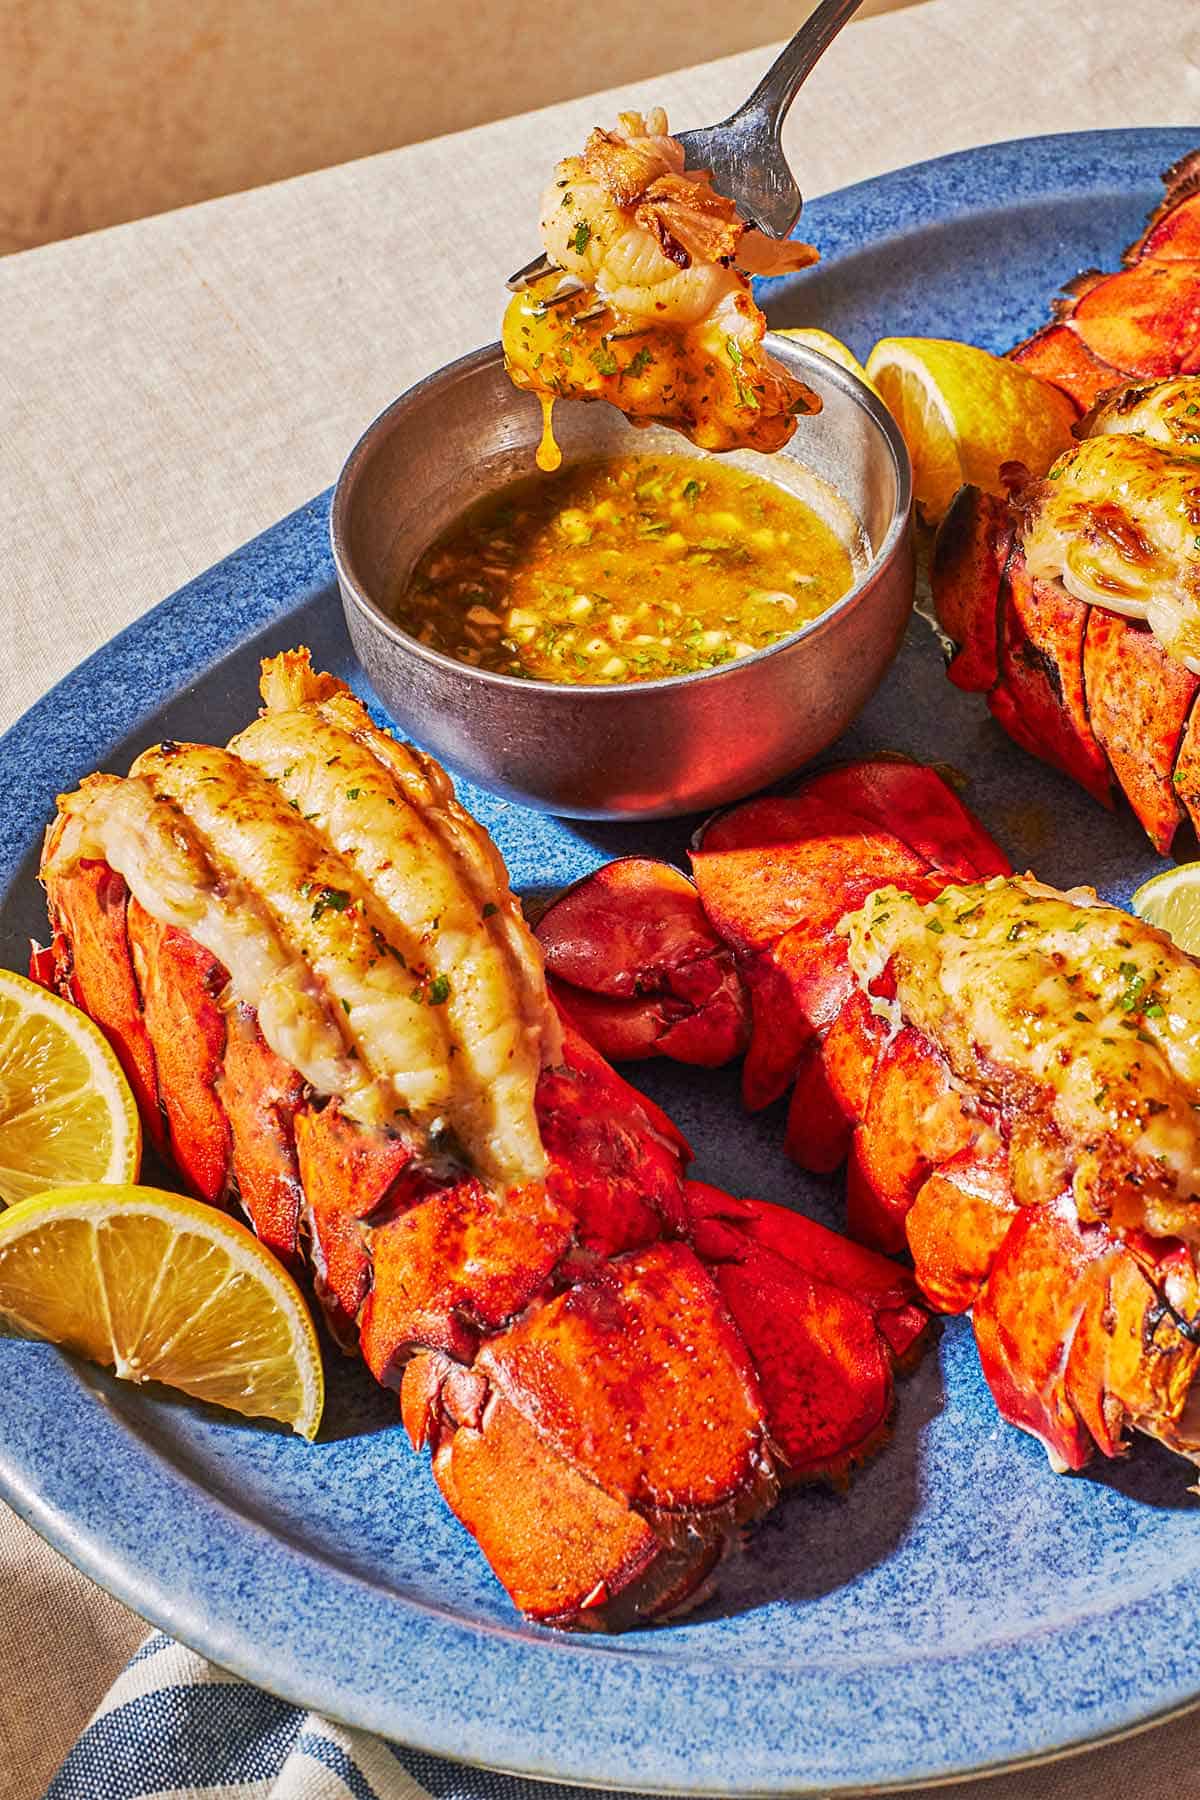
[
  {"left": 692, "top": 762, "right": 1008, "bottom": 1140},
  {"left": 972, "top": 1205, "right": 1200, "bottom": 1472},
  {"left": 537, "top": 858, "right": 750, "bottom": 1068},
  {"left": 126, "top": 902, "right": 231, "bottom": 1206},
  {"left": 991, "top": 547, "right": 1114, "bottom": 812},
  {"left": 1010, "top": 149, "right": 1200, "bottom": 409},
  {"left": 1009, "top": 323, "right": 1124, "bottom": 414},
  {"left": 41, "top": 815, "right": 166, "bottom": 1156},
  {"left": 409, "top": 1364, "right": 721, "bottom": 1629}
]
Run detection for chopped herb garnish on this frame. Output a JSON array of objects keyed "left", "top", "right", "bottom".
[
  {"left": 572, "top": 220, "right": 591, "bottom": 255},
  {"left": 346, "top": 786, "right": 363, "bottom": 800},
  {"left": 482, "top": 901, "right": 498, "bottom": 918},
  {"left": 311, "top": 886, "right": 351, "bottom": 921},
  {"left": 590, "top": 344, "right": 618, "bottom": 376},
  {"left": 926, "top": 917, "right": 945, "bottom": 934}
]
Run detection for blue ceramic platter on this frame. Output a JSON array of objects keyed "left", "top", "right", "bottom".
[{"left": 1, "top": 129, "right": 1198, "bottom": 1795}]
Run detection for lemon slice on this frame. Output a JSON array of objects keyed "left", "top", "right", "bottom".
[
  {"left": 865, "top": 336, "right": 1077, "bottom": 524},
  {"left": 0, "top": 1184, "right": 324, "bottom": 1437},
  {"left": 1131, "top": 864, "right": 1200, "bottom": 957},
  {"left": 775, "top": 328, "right": 881, "bottom": 398},
  {"left": 0, "top": 968, "right": 141, "bottom": 1205}
]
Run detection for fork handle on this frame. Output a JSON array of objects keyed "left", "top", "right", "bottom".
[{"left": 736, "top": 0, "right": 865, "bottom": 136}]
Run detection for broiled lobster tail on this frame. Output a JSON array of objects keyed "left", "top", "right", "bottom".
[
  {"left": 542, "top": 758, "right": 1200, "bottom": 1476},
  {"left": 35, "top": 651, "right": 926, "bottom": 1629},
  {"left": 932, "top": 478, "right": 1200, "bottom": 857},
  {"left": 928, "top": 158, "right": 1200, "bottom": 853}
]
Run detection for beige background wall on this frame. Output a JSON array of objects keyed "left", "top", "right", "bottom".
[{"left": 1, "top": 0, "right": 916, "bottom": 255}]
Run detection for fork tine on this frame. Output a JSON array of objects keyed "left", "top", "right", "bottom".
[{"left": 506, "top": 253, "right": 558, "bottom": 292}]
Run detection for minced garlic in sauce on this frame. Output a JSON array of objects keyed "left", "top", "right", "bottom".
[{"left": 392, "top": 452, "right": 856, "bottom": 684}]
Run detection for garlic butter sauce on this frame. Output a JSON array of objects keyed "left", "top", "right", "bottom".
[{"left": 392, "top": 452, "right": 857, "bottom": 684}]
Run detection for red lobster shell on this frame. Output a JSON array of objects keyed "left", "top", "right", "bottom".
[{"left": 1011, "top": 149, "right": 1200, "bottom": 412}]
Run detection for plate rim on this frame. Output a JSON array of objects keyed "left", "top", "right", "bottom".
[{"left": 3, "top": 125, "right": 1199, "bottom": 1794}]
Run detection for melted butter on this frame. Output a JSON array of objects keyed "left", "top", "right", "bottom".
[
  {"left": 535, "top": 392, "right": 562, "bottom": 473},
  {"left": 843, "top": 875, "right": 1200, "bottom": 1242}
]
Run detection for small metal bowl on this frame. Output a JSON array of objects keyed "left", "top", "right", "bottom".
[{"left": 331, "top": 336, "right": 913, "bottom": 819}]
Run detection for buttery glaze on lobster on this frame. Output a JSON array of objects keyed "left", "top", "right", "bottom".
[
  {"left": 502, "top": 107, "right": 821, "bottom": 462},
  {"left": 34, "top": 651, "right": 927, "bottom": 1630},
  {"left": 539, "top": 758, "right": 1200, "bottom": 1474},
  {"left": 932, "top": 151, "right": 1200, "bottom": 854}
]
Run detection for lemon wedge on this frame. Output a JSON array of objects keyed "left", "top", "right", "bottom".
[
  {"left": 1131, "top": 865, "right": 1200, "bottom": 958},
  {"left": 0, "top": 1184, "right": 324, "bottom": 1438},
  {"left": 0, "top": 968, "right": 141, "bottom": 1205},
  {"left": 865, "top": 336, "right": 1077, "bottom": 524},
  {"left": 775, "top": 328, "right": 881, "bottom": 398}
]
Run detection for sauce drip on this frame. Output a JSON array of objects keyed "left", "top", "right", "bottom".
[{"left": 535, "top": 393, "right": 562, "bottom": 473}]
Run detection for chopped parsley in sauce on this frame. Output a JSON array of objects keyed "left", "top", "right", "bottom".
[{"left": 392, "top": 453, "right": 855, "bottom": 684}]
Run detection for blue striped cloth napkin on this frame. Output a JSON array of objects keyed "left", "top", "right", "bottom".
[{"left": 45, "top": 1633, "right": 634, "bottom": 1800}]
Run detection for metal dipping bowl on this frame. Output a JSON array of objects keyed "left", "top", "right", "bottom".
[{"left": 331, "top": 337, "right": 914, "bottom": 819}]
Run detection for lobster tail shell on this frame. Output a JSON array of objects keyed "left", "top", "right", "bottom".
[{"left": 944, "top": 152, "right": 1200, "bottom": 848}]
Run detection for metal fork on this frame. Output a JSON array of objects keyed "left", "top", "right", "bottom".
[{"left": 506, "top": 0, "right": 865, "bottom": 295}]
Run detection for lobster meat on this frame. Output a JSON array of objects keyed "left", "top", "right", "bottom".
[
  {"left": 32, "top": 650, "right": 927, "bottom": 1630},
  {"left": 1010, "top": 149, "right": 1200, "bottom": 413},
  {"left": 539, "top": 757, "right": 1200, "bottom": 1475}
]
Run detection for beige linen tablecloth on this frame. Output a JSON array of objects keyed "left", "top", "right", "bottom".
[{"left": 3, "top": 0, "right": 1200, "bottom": 1793}]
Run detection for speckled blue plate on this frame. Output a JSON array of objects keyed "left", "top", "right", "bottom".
[{"left": 2, "top": 129, "right": 1198, "bottom": 1795}]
